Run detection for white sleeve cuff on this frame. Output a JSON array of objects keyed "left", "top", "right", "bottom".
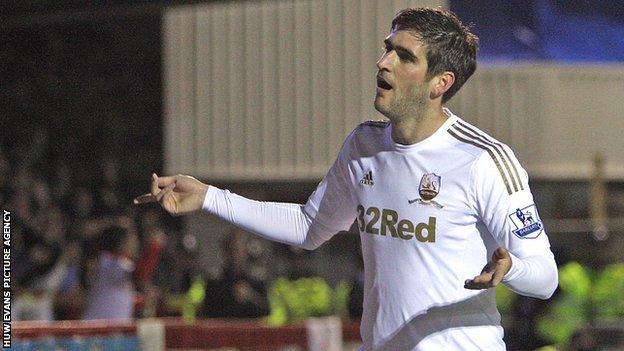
[
  {"left": 201, "top": 185, "right": 219, "bottom": 213},
  {"left": 501, "top": 250, "right": 558, "bottom": 300},
  {"left": 502, "top": 251, "right": 524, "bottom": 283}
]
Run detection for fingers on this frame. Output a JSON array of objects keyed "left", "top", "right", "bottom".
[
  {"left": 491, "top": 266, "right": 507, "bottom": 287},
  {"left": 157, "top": 184, "right": 177, "bottom": 215},
  {"left": 464, "top": 271, "right": 495, "bottom": 290},
  {"left": 151, "top": 173, "right": 160, "bottom": 196},
  {"left": 134, "top": 173, "right": 177, "bottom": 207},
  {"left": 156, "top": 175, "right": 179, "bottom": 188},
  {"left": 491, "top": 248, "right": 511, "bottom": 286},
  {"left": 465, "top": 248, "right": 512, "bottom": 290},
  {"left": 133, "top": 194, "right": 155, "bottom": 205},
  {"left": 155, "top": 182, "right": 176, "bottom": 202}
]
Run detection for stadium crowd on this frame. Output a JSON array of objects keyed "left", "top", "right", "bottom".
[{"left": 0, "top": 144, "right": 209, "bottom": 321}]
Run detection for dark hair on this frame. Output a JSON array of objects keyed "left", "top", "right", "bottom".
[
  {"left": 391, "top": 8, "right": 478, "bottom": 103},
  {"left": 99, "top": 225, "right": 128, "bottom": 253}
]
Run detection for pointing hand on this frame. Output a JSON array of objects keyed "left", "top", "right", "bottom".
[{"left": 133, "top": 173, "right": 209, "bottom": 216}]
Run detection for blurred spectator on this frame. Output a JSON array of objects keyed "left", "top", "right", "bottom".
[
  {"left": 94, "top": 156, "right": 124, "bottom": 216},
  {"left": 82, "top": 224, "right": 164, "bottom": 320},
  {"left": 202, "top": 228, "right": 269, "bottom": 318},
  {"left": 82, "top": 225, "right": 135, "bottom": 320},
  {"left": 152, "top": 223, "right": 202, "bottom": 317},
  {"left": 134, "top": 223, "right": 168, "bottom": 318},
  {"left": 152, "top": 227, "right": 189, "bottom": 293},
  {"left": 12, "top": 221, "right": 62, "bottom": 321},
  {"left": 67, "top": 187, "right": 95, "bottom": 242},
  {"left": 54, "top": 241, "right": 85, "bottom": 320}
]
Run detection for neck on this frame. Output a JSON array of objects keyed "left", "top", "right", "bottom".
[{"left": 390, "top": 105, "right": 449, "bottom": 145}]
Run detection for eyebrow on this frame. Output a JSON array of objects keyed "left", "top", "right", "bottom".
[{"left": 383, "top": 38, "right": 417, "bottom": 60}]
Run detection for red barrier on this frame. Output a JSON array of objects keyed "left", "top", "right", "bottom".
[
  {"left": 12, "top": 319, "right": 137, "bottom": 338},
  {"left": 12, "top": 317, "right": 361, "bottom": 350},
  {"left": 164, "top": 319, "right": 308, "bottom": 350}
]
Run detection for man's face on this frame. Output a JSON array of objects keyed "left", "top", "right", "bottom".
[{"left": 374, "top": 29, "right": 432, "bottom": 121}]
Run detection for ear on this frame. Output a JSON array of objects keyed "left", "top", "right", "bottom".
[{"left": 429, "top": 71, "right": 455, "bottom": 100}]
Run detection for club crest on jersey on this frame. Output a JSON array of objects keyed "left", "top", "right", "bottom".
[
  {"left": 509, "top": 204, "right": 543, "bottom": 239},
  {"left": 408, "top": 173, "right": 443, "bottom": 208},
  {"left": 419, "top": 173, "right": 440, "bottom": 200}
]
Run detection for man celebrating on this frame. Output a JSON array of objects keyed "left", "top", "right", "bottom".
[{"left": 135, "top": 8, "right": 557, "bottom": 350}]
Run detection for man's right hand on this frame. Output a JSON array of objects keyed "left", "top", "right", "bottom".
[{"left": 133, "top": 173, "right": 209, "bottom": 216}]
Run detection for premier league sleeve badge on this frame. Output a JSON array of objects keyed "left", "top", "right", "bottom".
[{"left": 509, "top": 204, "right": 544, "bottom": 239}]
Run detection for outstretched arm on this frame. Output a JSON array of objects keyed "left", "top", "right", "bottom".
[
  {"left": 134, "top": 132, "right": 357, "bottom": 251},
  {"left": 132, "top": 174, "right": 321, "bottom": 248},
  {"left": 134, "top": 173, "right": 353, "bottom": 250}
]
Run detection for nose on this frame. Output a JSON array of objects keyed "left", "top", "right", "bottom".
[{"left": 376, "top": 51, "right": 392, "bottom": 72}]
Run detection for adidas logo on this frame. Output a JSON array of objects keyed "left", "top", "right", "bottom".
[{"left": 360, "top": 170, "right": 374, "bottom": 186}]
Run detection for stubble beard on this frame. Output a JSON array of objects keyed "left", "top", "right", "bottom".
[{"left": 374, "top": 84, "right": 429, "bottom": 124}]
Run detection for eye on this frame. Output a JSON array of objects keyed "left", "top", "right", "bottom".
[{"left": 398, "top": 52, "right": 414, "bottom": 62}]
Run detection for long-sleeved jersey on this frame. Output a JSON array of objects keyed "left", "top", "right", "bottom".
[{"left": 203, "top": 108, "right": 557, "bottom": 350}]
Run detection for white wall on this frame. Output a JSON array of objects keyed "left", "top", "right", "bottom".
[
  {"left": 163, "top": 0, "right": 446, "bottom": 181},
  {"left": 448, "top": 64, "right": 624, "bottom": 180}
]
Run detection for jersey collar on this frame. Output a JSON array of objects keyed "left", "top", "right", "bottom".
[{"left": 388, "top": 107, "right": 458, "bottom": 153}]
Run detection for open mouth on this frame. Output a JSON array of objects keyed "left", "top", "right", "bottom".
[{"left": 377, "top": 76, "right": 392, "bottom": 90}]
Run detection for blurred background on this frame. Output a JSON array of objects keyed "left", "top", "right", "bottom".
[{"left": 2, "top": 0, "right": 624, "bottom": 350}]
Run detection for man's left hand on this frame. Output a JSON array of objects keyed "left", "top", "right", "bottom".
[{"left": 464, "top": 247, "right": 512, "bottom": 290}]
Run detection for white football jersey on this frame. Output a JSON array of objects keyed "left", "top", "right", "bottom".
[{"left": 303, "top": 108, "right": 553, "bottom": 350}]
